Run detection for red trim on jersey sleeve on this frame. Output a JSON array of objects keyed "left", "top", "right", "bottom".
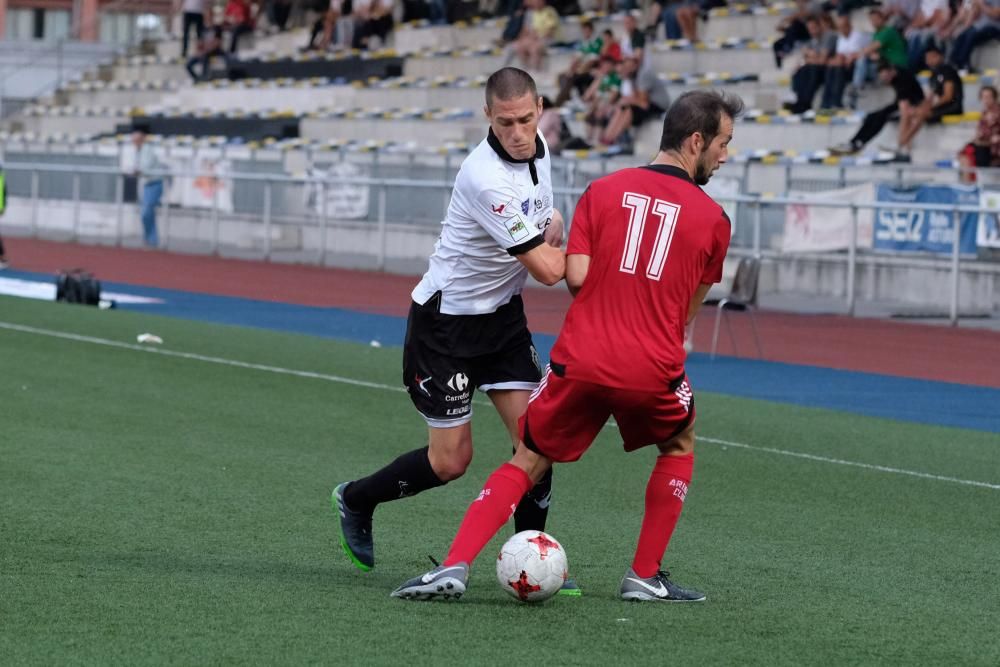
[
  {"left": 566, "top": 187, "right": 594, "bottom": 256},
  {"left": 701, "top": 210, "right": 732, "bottom": 284}
]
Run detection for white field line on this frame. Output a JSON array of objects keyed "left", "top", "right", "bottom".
[{"left": 3, "top": 320, "right": 999, "bottom": 492}]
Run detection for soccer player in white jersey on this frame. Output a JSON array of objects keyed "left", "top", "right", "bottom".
[{"left": 333, "top": 68, "right": 575, "bottom": 590}]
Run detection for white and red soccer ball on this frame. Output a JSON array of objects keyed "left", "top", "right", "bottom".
[{"left": 495, "top": 530, "right": 568, "bottom": 603}]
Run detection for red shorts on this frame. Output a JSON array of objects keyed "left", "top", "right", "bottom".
[{"left": 518, "top": 366, "right": 695, "bottom": 463}]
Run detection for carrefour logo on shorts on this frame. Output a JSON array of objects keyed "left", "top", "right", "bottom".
[{"left": 447, "top": 372, "right": 469, "bottom": 392}]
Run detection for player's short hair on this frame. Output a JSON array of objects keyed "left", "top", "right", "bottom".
[
  {"left": 658, "top": 91, "right": 744, "bottom": 153},
  {"left": 982, "top": 85, "right": 998, "bottom": 100},
  {"left": 485, "top": 68, "right": 538, "bottom": 109}
]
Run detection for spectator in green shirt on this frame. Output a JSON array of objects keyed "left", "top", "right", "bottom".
[
  {"left": 555, "top": 20, "right": 603, "bottom": 105},
  {"left": 850, "top": 6, "right": 908, "bottom": 106},
  {"left": 863, "top": 8, "right": 910, "bottom": 69}
]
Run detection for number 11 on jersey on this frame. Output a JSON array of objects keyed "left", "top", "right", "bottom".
[{"left": 620, "top": 192, "right": 681, "bottom": 280}]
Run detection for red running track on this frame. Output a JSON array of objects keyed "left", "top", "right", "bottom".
[{"left": 4, "top": 237, "right": 999, "bottom": 389}]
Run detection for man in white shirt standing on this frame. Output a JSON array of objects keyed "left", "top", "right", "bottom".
[
  {"left": 333, "top": 68, "right": 578, "bottom": 592},
  {"left": 132, "top": 127, "right": 165, "bottom": 248}
]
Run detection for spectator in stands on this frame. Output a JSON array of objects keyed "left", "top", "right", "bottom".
[
  {"left": 555, "top": 20, "right": 603, "bottom": 105},
  {"left": 860, "top": 7, "right": 909, "bottom": 72},
  {"left": 303, "top": 0, "right": 347, "bottom": 51},
  {"left": 583, "top": 55, "right": 622, "bottom": 144},
  {"left": 958, "top": 85, "right": 1000, "bottom": 181},
  {"left": 882, "top": 0, "right": 920, "bottom": 30},
  {"left": 538, "top": 95, "right": 568, "bottom": 152},
  {"left": 829, "top": 60, "right": 925, "bottom": 156},
  {"left": 784, "top": 14, "right": 837, "bottom": 114},
  {"left": 904, "top": 0, "right": 950, "bottom": 70},
  {"left": 352, "top": 0, "right": 395, "bottom": 49},
  {"left": 131, "top": 129, "right": 166, "bottom": 248},
  {"left": 427, "top": 0, "right": 447, "bottom": 25},
  {"left": 266, "top": 0, "right": 293, "bottom": 30},
  {"left": 821, "top": 13, "right": 871, "bottom": 109},
  {"left": 896, "top": 43, "right": 963, "bottom": 154},
  {"left": 938, "top": 0, "right": 978, "bottom": 46},
  {"left": 948, "top": 0, "right": 1000, "bottom": 71},
  {"left": 620, "top": 12, "right": 646, "bottom": 63},
  {"left": 499, "top": 0, "right": 526, "bottom": 45},
  {"left": 648, "top": 0, "right": 699, "bottom": 41},
  {"left": 600, "top": 55, "right": 671, "bottom": 151},
  {"left": 600, "top": 28, "right": 623, "bottom": 63},
  {"left": 509, "top": 0, "right": 560, "bottom": 70},
  {"left": 224, "top": 0, "right": 256, "bottom": 53},
  {"left": 773, "top": 0, "right": 822, "bottom": 68},
  {"left": 186, "top": 26, "right": 234, "bottom": 81},
  {"left": 177, "top": 0, "right": 209, "bottom": 57}
]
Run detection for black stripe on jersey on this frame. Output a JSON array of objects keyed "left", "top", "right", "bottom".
[
  {"left": 507, "top": 235, "right": 544, "bottom": 256},
  {"left": 639, "top": 164, "right": 695, "bottom": 184}
]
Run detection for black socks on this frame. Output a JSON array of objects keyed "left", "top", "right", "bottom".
[
  {"left": 342, "top": 446, "right": 445, "bottom": 514},
  {"left": 513, "top": 466, "right": 553, "bottom": 533}
]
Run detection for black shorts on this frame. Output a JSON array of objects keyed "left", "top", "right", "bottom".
[
  {"left": 928, "top": 101, "right": 963, "bottom": 124},
  {"left": 402, "top": 292, "right": 542, "bottom": 428},
  {"left": 629, "top": 103, "right": 665, "bottom": 126}
]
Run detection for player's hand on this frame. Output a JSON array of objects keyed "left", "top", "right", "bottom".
[{"left": 544, "top": 209, "right": 565, "bottom": 247}]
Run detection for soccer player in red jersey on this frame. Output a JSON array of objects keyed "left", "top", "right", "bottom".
[{"left": 392, "top": 90, "right": 743, "bottom": 602}]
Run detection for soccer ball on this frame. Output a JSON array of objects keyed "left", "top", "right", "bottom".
[{"left": 495, "top": 530, "right": 568, "bottom": 603}]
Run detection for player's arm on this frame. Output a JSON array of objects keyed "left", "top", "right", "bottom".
[
  {"left": 692, "top": 209, "right": 733, "bottom": 322},
  {"left": 544, "top": 208, "right": 565, "bottom": 247},
  {"left": 564, "top": 187, "right": 595, "bottom": 296},
  {"left": 515, "top": 241, "right": 566, "bottom": 286},
  {"left": 473, "top": 182, "right": 564, "bottom": 284},
  {"left": 686, "top": 283, "right": 713, "bottom": 324},
  {"left": 565, "top": 253, "right": 590, "bottom": 297}
]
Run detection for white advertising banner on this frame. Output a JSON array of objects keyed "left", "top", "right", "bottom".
[
  {"left": 976, "top": 189, "right": 1000, "bottom": 249},
  {"left": 306, "top": 162, "right": 370, "bottom": 220},
  {"left": 782, "top": 183, "right": 874, "bottom": 253},
  {"left": 166, "top": 150, "right": 234, "bottom": 213}
]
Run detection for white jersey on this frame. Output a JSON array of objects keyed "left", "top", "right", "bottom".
[{"left": 412, "top": 130, "right": 554, "bottom": 316}]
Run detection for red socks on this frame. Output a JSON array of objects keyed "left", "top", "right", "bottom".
[
  {"left": 631, "top": 453, "right": 695, "bottom": 579},
  {"left": 443, "top": 454, "right": 692, "bottom": 576},
  {"left": 444, "top": 463, "right": 533, "bottom": 567}
]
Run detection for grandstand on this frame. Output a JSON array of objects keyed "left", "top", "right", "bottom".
[{"left": 0, "top": 2, "right": 998, "bottom": 318}]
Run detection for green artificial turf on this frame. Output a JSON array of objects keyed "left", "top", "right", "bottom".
[{"left": 2, "top": 295, "right": 998, "bottom": 665}]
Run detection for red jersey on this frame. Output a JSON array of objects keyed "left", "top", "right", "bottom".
[{"left": 550, "top": 165, "right": 731, "bottom": 391}]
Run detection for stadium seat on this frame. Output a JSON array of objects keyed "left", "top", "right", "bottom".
[{"left": 709, "top": 256, "right": 763, "bottom": 360}]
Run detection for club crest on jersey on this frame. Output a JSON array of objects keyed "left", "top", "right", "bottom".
[
  {"left": 507, "top": 215, "right": 530, "bottom": 242},
  {"left": 521, "top": 199, "right": 530, "bottom": 215}
]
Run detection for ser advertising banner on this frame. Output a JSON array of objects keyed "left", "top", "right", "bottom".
[{"left": 874, "top": 184, "right": 978, "bottom": 255}]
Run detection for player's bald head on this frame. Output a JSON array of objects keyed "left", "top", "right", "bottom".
[{"left": 485, "top": 67, "right": 539, "bottom": 109}]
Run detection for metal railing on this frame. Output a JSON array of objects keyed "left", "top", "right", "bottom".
[{"left": 1, "top": 160, "right": 998, "bottom": 324}]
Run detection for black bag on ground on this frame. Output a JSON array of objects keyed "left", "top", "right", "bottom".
[{"left": 56, "top": 270, "right": 101, "bottom": 306}]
